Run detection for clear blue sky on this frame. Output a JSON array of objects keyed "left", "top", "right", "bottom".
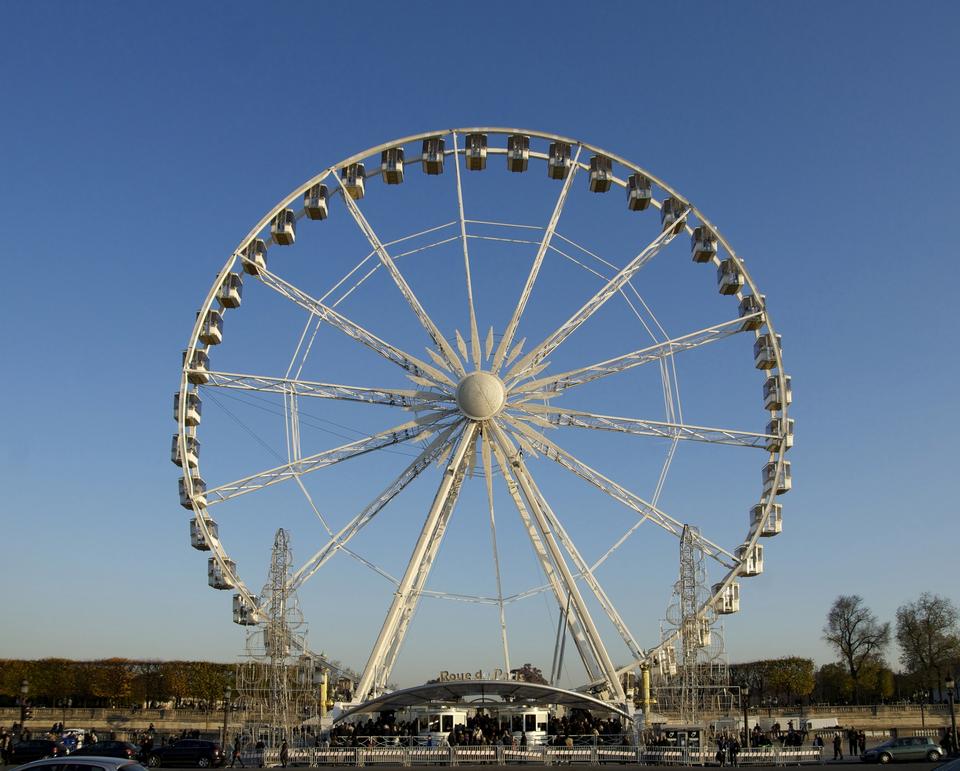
[{"left": 1, "top": 1, "right": 957, "bottom": 689}]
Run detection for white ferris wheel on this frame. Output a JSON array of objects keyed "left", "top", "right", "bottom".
[{"left": 173, "top": 128, "right": 792, "bottom": 708}]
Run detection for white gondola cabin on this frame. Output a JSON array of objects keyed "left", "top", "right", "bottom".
[
  {"left": 174, "top": 391, "right": 202, "bottom": 427},
  {"left": 660, "top": 197, "right": 687, "bottom": 234},
  {"left": 218, "top": 272, "right": 243, "bottom": 308},
  {"left": 766, "top": 417, "right": 795, "bottom": 452},
  {"left": 713, "top": 582, "right": 740, "bottom": 614},
  {"left": 381, "top": 148, "right": 404, "bottom": 184},
  {"left": 242, "top": 239, "right": 268, "bottom": 275},
  {"left": 183, "top": 348, "right": 209, "bottom": 384},
  {"left": 657, "top": 645, "right": 678, "bottom": 677},
  {"left": 699, "top": 619, "right": 712, "bottom": 647},
  {"left": 178, "top": 474, "right": 207, "bottom": 509},
  {"left": 547, "top": 141, "right": 572, "bottom": 179},
  {"left": 752, "top": 503, "right": 783, "bottom": 537},
  {"left": 233, "top": 593, "right": 257, "bottom": 625},
  {"left": 304, "top": 183, "right": 329, "bottom": 220},
  {"left": 738, "top": 294, "right": 764, "bottom": 330},
  {"left": 341, "top": 163, "right": 366, "bottom": 200},
  {"left": 464, "top": 133, "right": 487, "bottom": 170},
  {"left": 762, "top": 460, "right": 792, "bottom": 495},
  {"left": 506, "top": 134, "right": 530, "bottom": 172},
  {"left": 588, "top": 155, "right": 613, "bottom": 192},
  {"left": 171, "top": 433, "right": 199, "bottom": 469},
  {"left": 754, "top": 333, "right": 782, "bottom": 370},
  {"left": 208, "top": 557, "right": 236, "bottom": 590},
  {"left": 190, "top": 515, "right": 218, "bottom": 550},
  {"left": 271, "top": 209, "right": 296, "bottom": 245},
  {"left": 422, "top": 137, "right": 445, "bottom": 174},
  {"left": 736, "top": 544, "right": 764, "bottom": 576},
  {"left": 198, "top": 309, "right": 223, "bottom": 346},
  {"left": 691, "top": 226, "right": 717, "bottom": 263},
  {"left": 717, "top": 258, "right": 744, "bottom": 295},
  {"left": 763, "top": 375, "right": 792, "bottom": 411},
  {"left": 626, "top": 173, "right": 652, "bottom": 210}
]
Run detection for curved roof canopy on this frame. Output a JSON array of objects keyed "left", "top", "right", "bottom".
[{"left": 336, "top": 680, "right": 631, "bottom": 723}]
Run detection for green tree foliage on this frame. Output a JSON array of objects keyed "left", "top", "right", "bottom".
[
  {"left": 895, "top": 593, "right": 960, "bottom": 696},
  {"left": 823, "top": 595, "right": 890, "bottom": 703},
  {"left": 730, "top": 657, "right": 815, "bottom": 704}
]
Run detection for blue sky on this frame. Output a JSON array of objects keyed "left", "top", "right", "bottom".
[{"left": 1, "top": 1, "right": 957, "bottom": 690}]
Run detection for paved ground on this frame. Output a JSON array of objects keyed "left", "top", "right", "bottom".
[{"left": 1, "top": 764, "right": 955, "bottom": 770}]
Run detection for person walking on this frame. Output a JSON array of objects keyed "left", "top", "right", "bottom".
[
  {"left": 279, "top": 739, "right": 289, "bottom": 768},
  {"left": 230, "top": 739, "right": 245, "bottom": 768},
  {"left": 833, "top": 733, "right": 843, "bottom": 761},
  {"left": 254, "top": 739, "right": 265, "bottom": 768},
  {"left": 848, "top": 727, "right": 858, "bottom": 757}
]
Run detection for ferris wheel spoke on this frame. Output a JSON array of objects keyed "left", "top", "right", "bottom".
[
  {"left": 334, "top": 178, "right": 466, "bottom": 378},
  {"left": 480, "top": 429, "right": 511, "bottom": 673},
  {"left": 487, "top": 419, "right": 627, "bottom": 703},
  {"left": 503, "top": 436, "right": 645, "bottom": 662},
  {"left": 505, "top": 208, "right": 689, "bottom": 383},
  {"left": 500, "top": 414, "right": 737, "bottom": 569},
  {"left": 205, "top": 411, "right": 455, "bottom": 506},
  {"left": 511, "top": 403, "right": 774, "bottom": 449},
  {"left": 451, "top": 131, "right": 482, "bottom": 369},
  {"left": 511, "top": 314, "right": 759, "bottom": 400},
  {"left": 288, "top": 421, "right": 463, "bottom": 593},
  {"left": 200, "top": 370, "right": 452, "bottom": 410},
  {"left": 491, "top": 144, "right": 584, "bottom": 374},
  {"left": 356, "top": 423, "right": 479, "bottom": 702},
  {"left": 255, "top": 266, "right": 456, "bottom": 389},
  {"left": 486, "top": 430, "right": 603, "bottom": 684}
]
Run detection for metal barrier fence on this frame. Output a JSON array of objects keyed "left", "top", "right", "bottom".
[{"left": 240, "top": 744, "right": 824, "bottom": 766}]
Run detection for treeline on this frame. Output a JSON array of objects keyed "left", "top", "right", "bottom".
[{"left": 0, "top": 658, "right": 233, "bottom": 708}]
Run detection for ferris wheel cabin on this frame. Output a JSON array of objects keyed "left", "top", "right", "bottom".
[
  {"left": 753, "top": 333, "right": 782, "bottom": 370},
  {"left": 304, "top": 183, "right": 329, "bottom": 220},
  {"left": 752, "top": 503, "right": 783, "bottom": 537},
  {"left": 171, "top": 434, "right": 199, "bottom": 469},
  {"left": 208, "top": 557, "right": 236, "bottom": 590},
  {"left": 173, "top": 391, "right": 202, "bottom": 427},
  {"left": 464, "top": 133, "right": 487, "bottom": 170},
  {"left": 341, "top": 163, "right": 366, "bottom": 200},
  {"left": 717, "top": 258, "right": 744, "bottom": 295},
  {"left": 198, "top": 309, "right": 223, "bottom": 346},
  {"left": 738, "top": 295, "right": 765, "bottom": 330},
  {"left": 241, "top": 239, "right": 268, "bottom": 275},
  {"left": 178, "top": 474, "right": 207, "bottom": 509},
  {"left": 626, "top": 173, "right": 652, "bottom": 210},
  {"left": 660, "top": 197, "right": 686, "bottom": 234},
  {"left": 217, "top": 272, "right": 243, "bottom": 308},
  {"left": 766, "top": 417, "right": 795, "bottom": 452},
  {"left": 691, "top": 226, "right": 717, "bottom": 262},
  {"left": 657, "top": 645, "right": 678, "bottom": 677},
  {"left": 763, "top": 375, "right": 792, "bottom": 411},
  {"left": 422, "top": 137, "right": 445, "bottom": 175},
  {"left": 233, "top": 593, "right": 257, "bottom": 625},
  {"left": 762, "top": 461, "right": 792, "bottom": 496},
  {"left": 271, "top": 209, "right": 296, "bottom": 246},
  {"left": 547, "top": 141, "right": 572, "bottom": 179},
  {"left": 189, "top": 515, "right": 218, "bottom": 550},
  {"left": 713, "top": 582, "right": 740, "bottom": 614},
  {"left": 183, "top": 349, "right": 209, "bottom": 384},
  {"left": 735, "top": 544, "right": 764, "bottom": 576},
  {"left": 588, "top": 155, "right": 613, "bottom": 193},
  {"left": 506, "top": 134, "right": 530, "bottom": 172},
  {"left": 381, "top": 148, "right": 404, "bottom": 184}
]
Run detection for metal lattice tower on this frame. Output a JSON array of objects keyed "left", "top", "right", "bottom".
[{"left": 678, "top": 525, "right": 701, "bottom": 723}]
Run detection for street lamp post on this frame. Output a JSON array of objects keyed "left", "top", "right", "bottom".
[
  {"left": 742, "top": 687, "right": 751, "bottom": 749},
  {"left": 222, "top": 687, "right": 232, "bottom": 748},
  {"left": 19, "top": 679, "right": 29, "bottom": 733},
  {"left": 946, "top": 674, "right": 957, "bottom": 757}
]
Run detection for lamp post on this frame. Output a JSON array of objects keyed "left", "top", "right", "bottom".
[
  {"left": 19, "top": 679, "right": 29, "bottom": 731},
  {"left": 946, "top": 674, "right": 957, "bottom": 757},
  {"left": 742, "top": 687, "right": 751, "bottom": 749},
  {"left": 222, "top": 687, "right": 232, "bottom": 748}
]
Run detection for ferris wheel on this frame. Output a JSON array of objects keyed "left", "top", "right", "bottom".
[{"left": 173, "top": 128, "right": 792, "bottom": 708}]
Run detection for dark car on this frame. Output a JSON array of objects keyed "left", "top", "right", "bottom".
[
  {"left": 145, "top": 740, "right": 224, "bottom": 768},
  {"left": 72, "top": 741, "right": 143, "bottom": 761},
  {"left": 860, "top": 736, "right": 943, "bottom": 763},
  {"left": 9, "top": 739, "right": 67, "bottom": 764}
]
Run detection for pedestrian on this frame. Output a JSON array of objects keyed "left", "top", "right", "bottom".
[
  {"left": 848, "top": 727, "right": 857, "bottom": 757},
  {"left": 729, "top": 737, "right": 740, "bottom": 767},
  {"left": 231, "top": 740, "right": 245, "bottom": 768},
  {"left": 833, "top": 733, "right": 843, "bottom": 761},
  {"left": 279, "top": 739, "right": 289, "bottom": 768},
  {"left": 858, "top": 730, "right": 866, "bottom": 755},
  {"left": 255, "top": 739, "right": 265, "bottom": 768},
  {"left": 716, "top": 737, "right": 727, "bottom": 767}
]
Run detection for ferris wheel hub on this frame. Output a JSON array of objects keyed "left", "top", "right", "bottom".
[{"left": 455, "top": 371, "right": 506, "bottom": 421}]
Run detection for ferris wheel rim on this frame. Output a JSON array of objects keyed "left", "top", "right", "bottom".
[{"left": 175, "top": 126, "right": 791, "bottom": 700}]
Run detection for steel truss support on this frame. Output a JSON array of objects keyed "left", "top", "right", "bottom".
[
  {"left": 487, "top": 421, "right": 628, "bottom": 706},
  {"left": 205, "top": 412, "right": 454, "bottom": 505},
  {"left": 355, "top": 423, "right": 479, "bottom": 702}
]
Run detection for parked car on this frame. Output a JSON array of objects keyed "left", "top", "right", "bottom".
[
  {"left": 9, "top": 739, "right": 66, "bottom": 764},
  {"left": 14, "top": 756, "right": 147, "bottom": 771},
  {"left": 860, "top": 736, "right": 943, "bottom": 763},
  {"left": 145, "top": 740, "right": 224, "bottom": 768},
  {"left": 72, "top": 741, "right": 143, "bottom": 761}
]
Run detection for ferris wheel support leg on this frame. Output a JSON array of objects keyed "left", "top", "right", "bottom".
[
  {"left": 355, "top": 423, "right": 479, "bottom": 703},
  {"left": 488, "top": 432, "right": 604, "bottom": 684},
  {"left": 487, "top": 420, "right": 628, "bottom": 707}
]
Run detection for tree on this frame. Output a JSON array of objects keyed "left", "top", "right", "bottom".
[
  {"left": 823, "top": 595, "right": 890, "bottom": 703},
  {"left": 814, "top": 662, "right": 854, "bottom": 703},
  {"left": 895, "top": 593, "right": 960, "bottom": 696},
  {"left": 510, "top": 663, "right": 548, "bottom": 685},
  {"left": 767, "top": 657, "right": 816, "bottom": 704}
]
